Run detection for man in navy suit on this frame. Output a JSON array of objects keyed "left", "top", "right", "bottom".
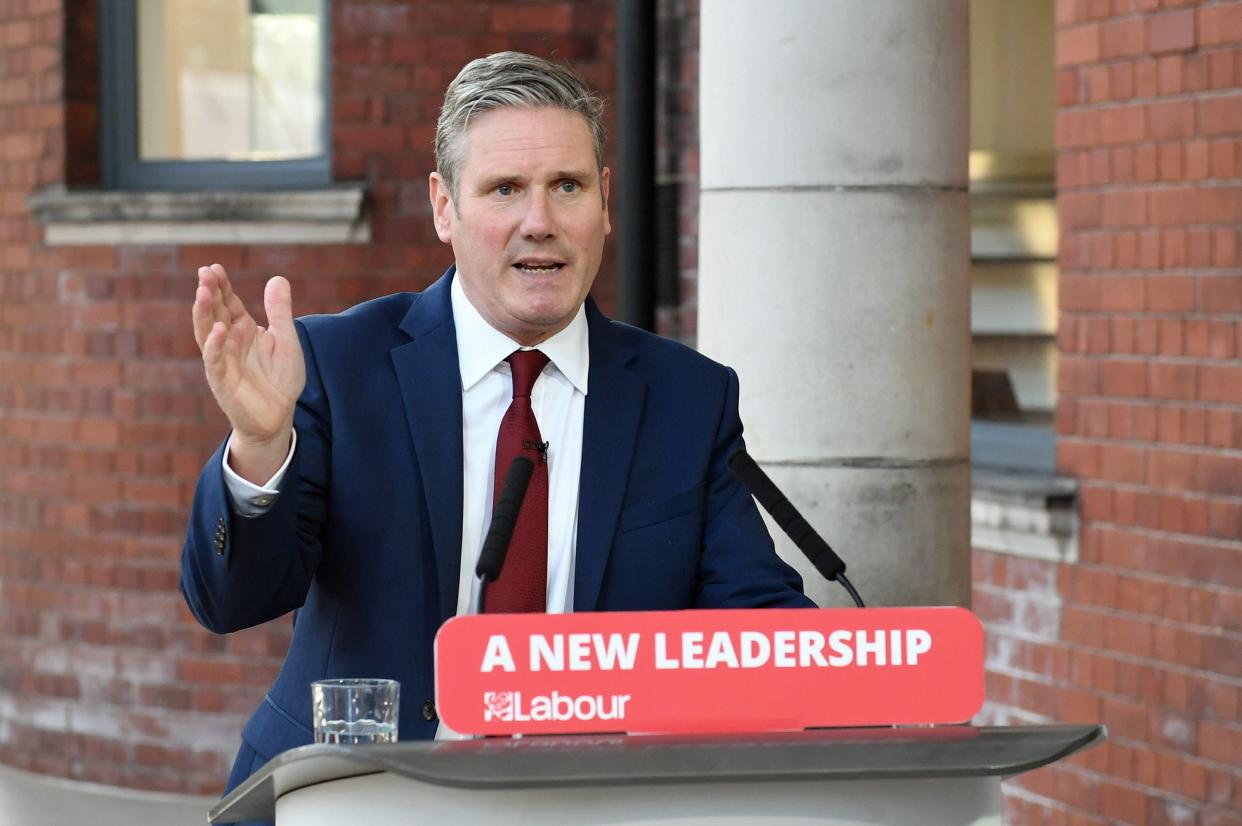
[{"left": 183, "top": 51, "right": 812, "bottom": 808}]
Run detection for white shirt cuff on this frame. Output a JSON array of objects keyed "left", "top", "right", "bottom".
[{"left": 222, "top": 429, "right": 298, "bottom": 517}]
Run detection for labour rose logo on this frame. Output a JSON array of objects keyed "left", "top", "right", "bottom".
[{"left": 483, "top": 691, "right": 515, "bottom": 721}]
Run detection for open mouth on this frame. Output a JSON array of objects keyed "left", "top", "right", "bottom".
[{"left": 513, "top": 260, "right": 565, "bottom": 274}]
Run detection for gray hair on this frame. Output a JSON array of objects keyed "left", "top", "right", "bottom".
[{"left": 435, "top": 52, "right": 606, "bottom": 201}]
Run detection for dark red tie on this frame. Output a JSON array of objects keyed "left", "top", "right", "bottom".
[{"left": 484, "top": 349, "right": 550, "bottom": 613}]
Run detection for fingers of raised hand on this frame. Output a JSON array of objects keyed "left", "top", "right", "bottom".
[
  {"left": 204, "top": 316, "right": 256, "bottom": 394},
  {"left": 200, "top": 320, "right": 229, "bottom": 383},
  {"left": 195, "top": 264, "right": 258, "bottom": 349},
  {"left": 263, "top": 276, "right": 296, "bottom": 338},
  {"left": 210, "top": 263, "right": 250, "bottom": 324},
  {"left": 197, "top": 263, "right": 249, "bottom": 323},
  {"left": 195, "top": 266, "right": 228, "bottom": 329},
  {"left": 192, "top": 284, "right": 216, "bottom": 351}
]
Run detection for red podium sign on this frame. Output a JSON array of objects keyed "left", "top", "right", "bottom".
[{"left": 434, "top": 607, "right": 984, "bottom": 736}]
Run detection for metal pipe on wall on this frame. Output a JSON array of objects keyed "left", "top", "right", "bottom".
[{"left": 616, "top": 0, "right": 657, "bottom": 331}]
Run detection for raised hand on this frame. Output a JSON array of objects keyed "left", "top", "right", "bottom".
[{"left": 192, "top": 264, "right": 306, "bottom": 484}]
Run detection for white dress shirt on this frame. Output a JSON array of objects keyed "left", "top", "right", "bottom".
[
  {"left": 448, "top": 275, "right": 587, "bottom": 616},
  {"left": 222, "top": 275, "right": 588, "bottom": 617}
]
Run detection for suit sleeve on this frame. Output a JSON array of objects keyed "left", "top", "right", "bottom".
[
  {"left": 695, "top": 367, "right": 818, "bottom": 609},
  {"left": 180, "top": 320, "right": 331, "bottom": 634}
]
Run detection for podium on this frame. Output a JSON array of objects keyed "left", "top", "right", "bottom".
[{"left": 210, "top": 724, "right": 1104, "bottom": 825}]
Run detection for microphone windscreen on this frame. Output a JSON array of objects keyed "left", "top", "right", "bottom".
[
  {"left": 729, "top": 449, "right": 847, "bottom": 581},
  {"left": 476, "top": 456, "right": 535, "bottom": 581}
]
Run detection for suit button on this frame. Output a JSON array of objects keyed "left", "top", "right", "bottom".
[{"left": 421, "top": 700, "right": 437, "bottom": 722}]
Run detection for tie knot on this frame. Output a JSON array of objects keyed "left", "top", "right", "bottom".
[{"left": 507, "top": 349, "right": 549, "bottom": 398}]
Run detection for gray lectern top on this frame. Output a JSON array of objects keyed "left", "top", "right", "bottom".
[{"left": 210, "top": 724, "right": 1105, "bottom": 824}]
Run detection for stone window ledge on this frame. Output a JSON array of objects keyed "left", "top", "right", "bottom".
[
  {"left": 971, "top": 469, "right": 1078, "bottom": 563},
  {"left": 27, "top": 184, "right": 369, "bottom": 246}
]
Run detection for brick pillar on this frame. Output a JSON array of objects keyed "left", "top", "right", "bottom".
[{"left": 975, "top": 2, "right": 1242, "bottom": 823}]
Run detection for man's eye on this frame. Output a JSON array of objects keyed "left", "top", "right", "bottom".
[
  {"left": 496, "top": 184, "right": 514, "bottom": 196},
  {"left": 560, "top": 181, "right": 579, "bottom": 193}
]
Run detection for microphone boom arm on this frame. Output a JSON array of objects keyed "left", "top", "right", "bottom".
[{"left": 729, "top": 449, "right": 865, "bottom": 608}]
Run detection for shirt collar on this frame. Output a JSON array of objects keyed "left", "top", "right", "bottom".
[{"left": 451, "top": 272, "right": 590, "bottom": 395}]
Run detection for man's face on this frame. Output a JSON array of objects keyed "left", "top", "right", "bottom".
[{"left": 430, "top": 106, "right": 611, "bottom": 346}]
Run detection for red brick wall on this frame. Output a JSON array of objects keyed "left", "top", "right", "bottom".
[
  {"left": 0, "top": 0, "right": 616, "bottom": 794},
  {"left": 975, "top": 1, "right": 1242, "bottom": 822}
]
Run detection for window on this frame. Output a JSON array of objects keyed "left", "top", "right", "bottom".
[
  {"left": 100, "top": 0, "right": 330, "bottom": 190},
  {"left": 969, "top": 0, "right": 1058, "bottom": 475}
]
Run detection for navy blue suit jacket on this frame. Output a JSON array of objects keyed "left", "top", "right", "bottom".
[{"left": 181, "top": 269, "right": 812, "bottom": 792}]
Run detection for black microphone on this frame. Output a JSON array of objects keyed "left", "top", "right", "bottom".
[
  {"left": 522, "top": 439, "right": 550, "bottom": 463},
  {"left": 729, "top": 449, "right": 865, "bottom": 607},
  {"left": 476, "top": 456, "right": 536, "bottom": 609}
]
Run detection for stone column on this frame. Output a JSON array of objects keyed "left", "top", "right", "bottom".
[{"left": 698, "top": 0, "right": 972, "bottom": 607}]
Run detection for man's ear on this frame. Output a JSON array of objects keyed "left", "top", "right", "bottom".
[
  {"left": 601, "top": 166, "right": 611, "bottom": 236},
  {"left": 429, "top": 172, "right": 453, "bottom": 244}
]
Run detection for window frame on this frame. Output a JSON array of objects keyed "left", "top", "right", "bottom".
[{"left": 99, "top": 0, "right": 332, "bottom": 191}]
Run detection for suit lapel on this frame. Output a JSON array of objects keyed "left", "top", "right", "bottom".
[
  {"left": 391, "top": 271, "right": 463, "bottom": 623},
  {"left": 574, "top": 301, "right": 646, "bottom": 612}
]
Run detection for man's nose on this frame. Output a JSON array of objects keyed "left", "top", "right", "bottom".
[{"left": 519, "top": 189, "right": 555, "bottom": 239}]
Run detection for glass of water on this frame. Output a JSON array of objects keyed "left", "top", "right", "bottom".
[{"left": 311, "top": 678, "right": 400, "bottom": 744}]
